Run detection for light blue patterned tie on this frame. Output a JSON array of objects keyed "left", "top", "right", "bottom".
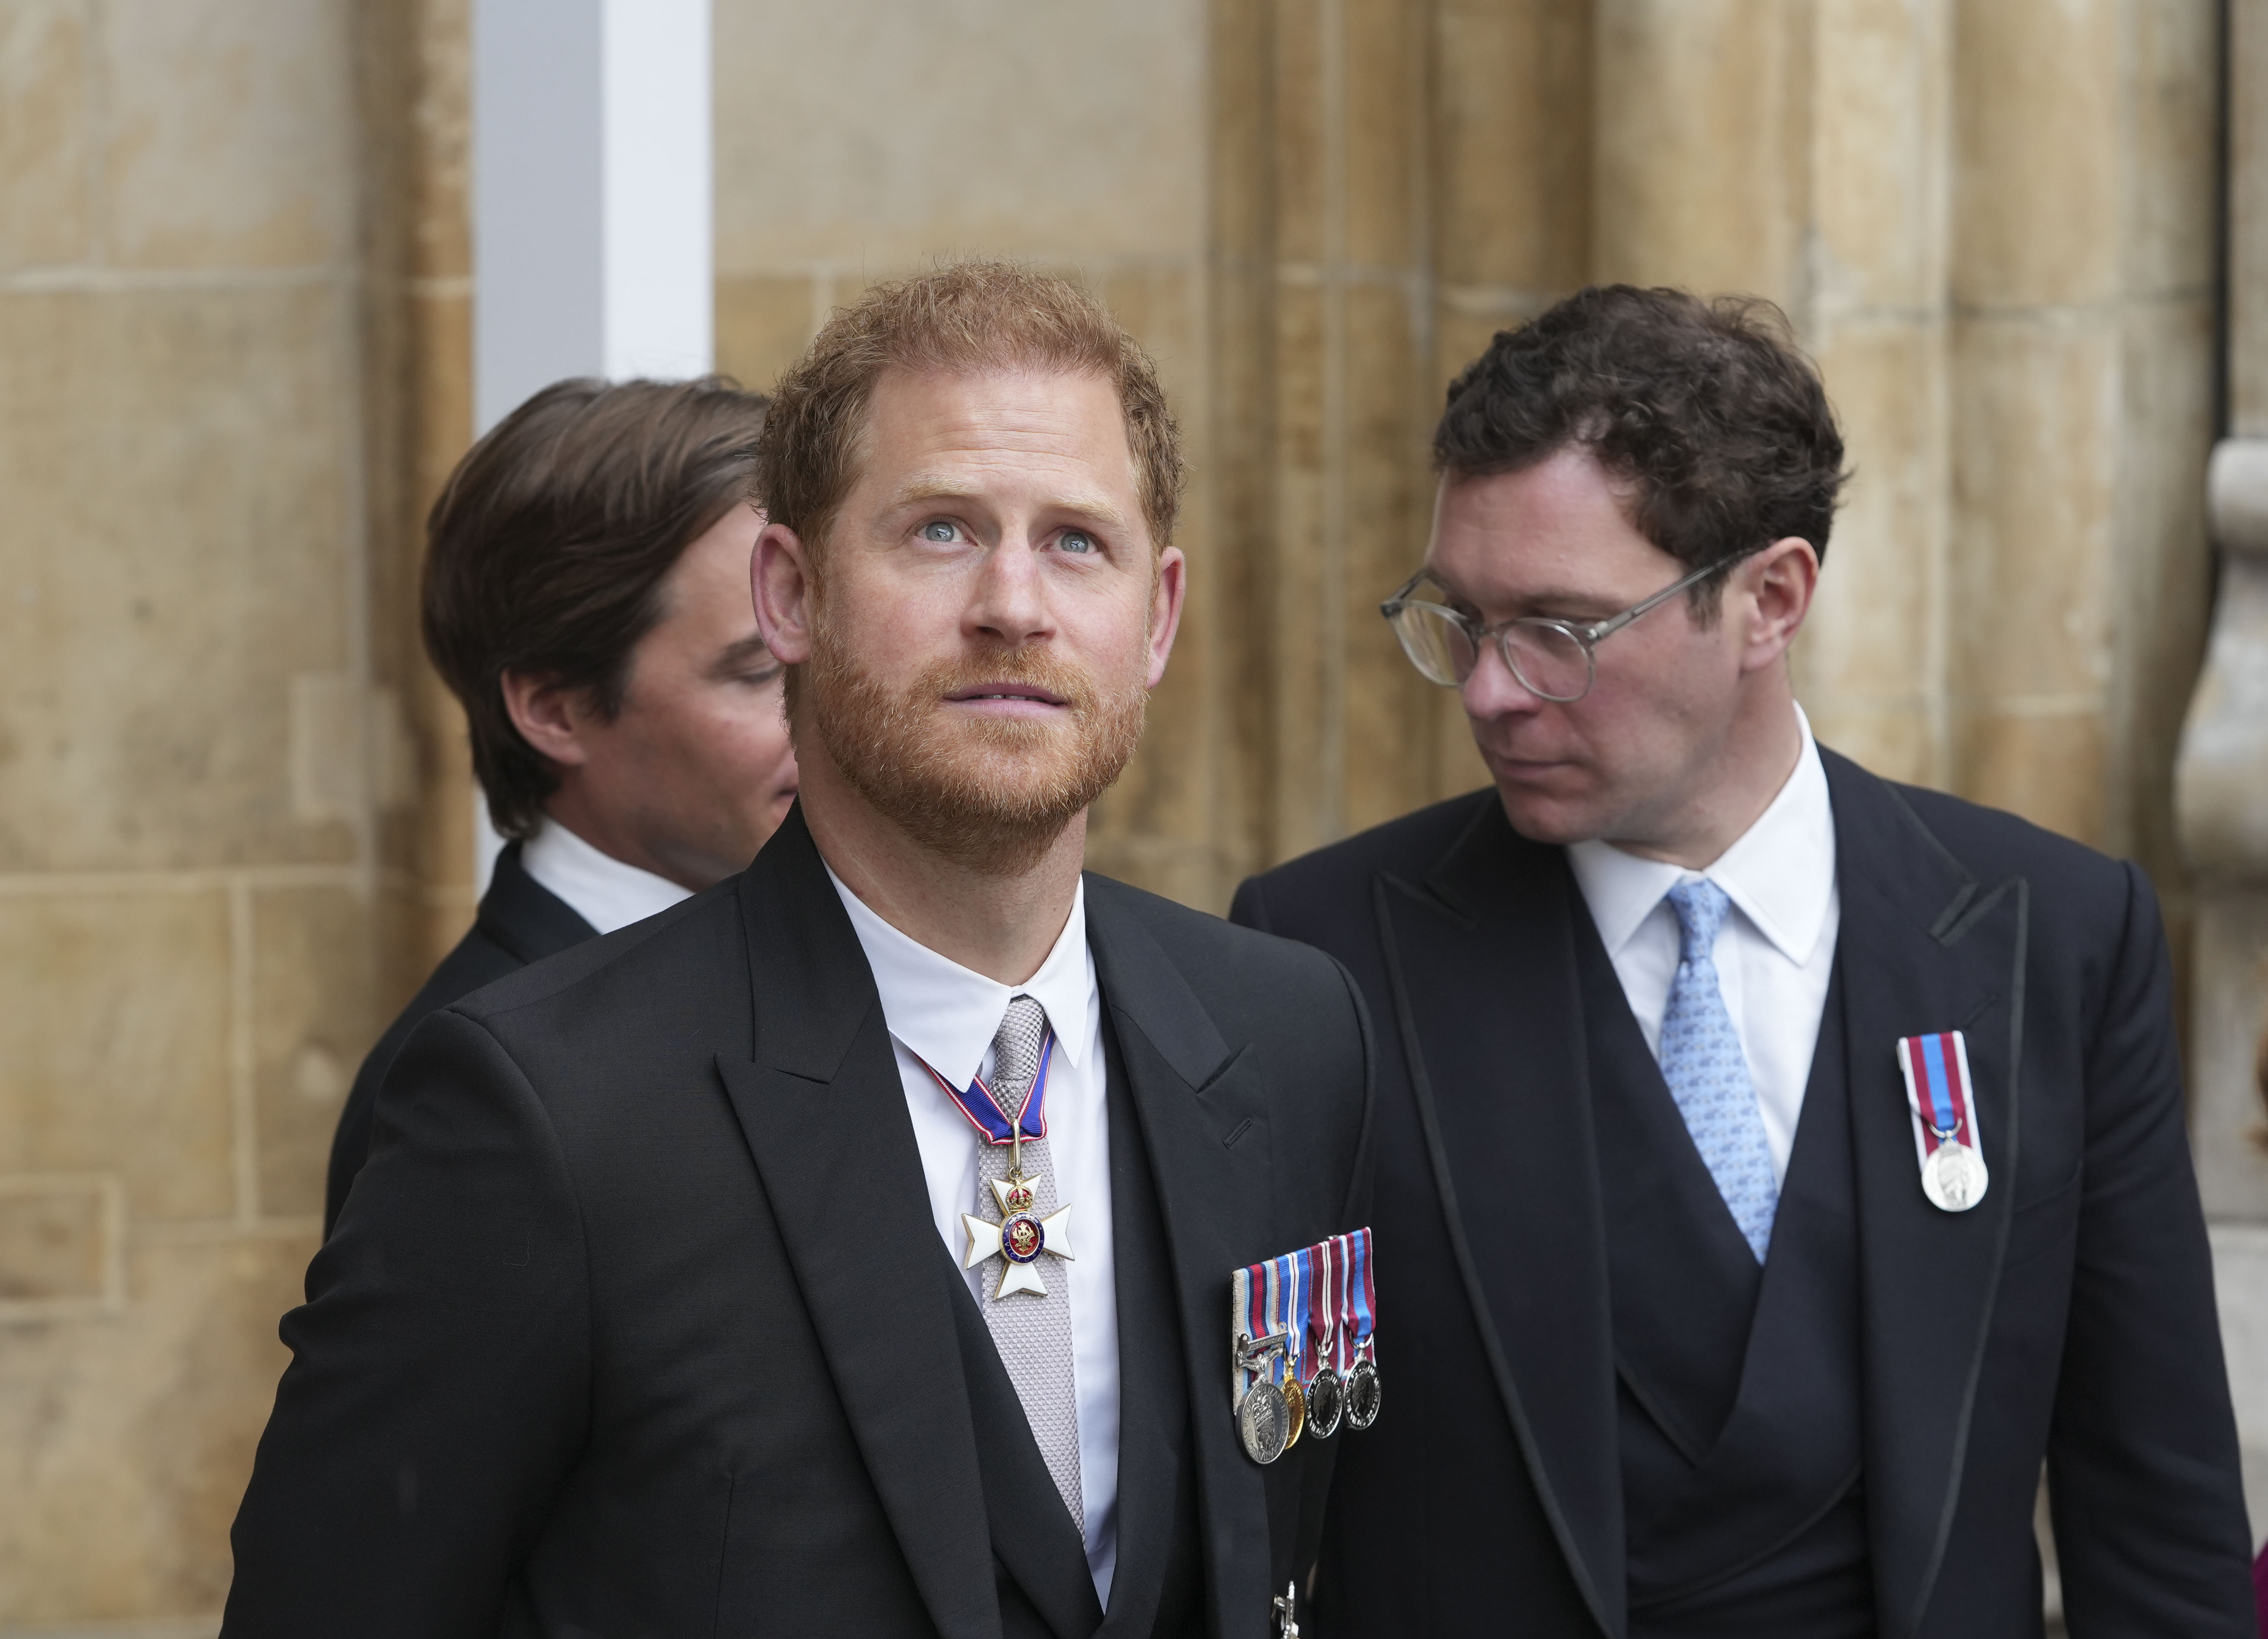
[{"left": 1658, "top": 880, "right": 1779, "bottom": 1261}]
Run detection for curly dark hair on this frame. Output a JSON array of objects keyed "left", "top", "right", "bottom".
[
  {"left": 1433, "top": 285, "right": 1849, "bottom": 614},
  {"left": 422, "top": 376, "right": 769, "bottom": 840}
]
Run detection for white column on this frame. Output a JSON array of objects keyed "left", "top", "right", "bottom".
[
  {"left": 470, "top": 0, "right": 714, "bottom": 880},
  {"left": 473, "top": 0, "right": 713, "bottom": 432}
]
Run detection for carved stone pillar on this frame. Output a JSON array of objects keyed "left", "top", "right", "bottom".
[{"left": 2171, "top": 0, "right": 2268, "bottom": 1550}]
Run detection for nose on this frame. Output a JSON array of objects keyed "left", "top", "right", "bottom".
[
  {"left": 967, "top": 537, "right": 1052, "bottom": 648},
  {"left": 1458, "top": 632, "right": 1546, "bottom": 722}
]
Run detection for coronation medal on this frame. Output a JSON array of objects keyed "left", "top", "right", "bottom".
[
  {"left": 1896, "top": 1031, "right": 1990, "bottom": 1214},
  {"left": 1342, "top": 1228, "right": 1382, "bottom": 1430},
  {"left": 1231, "top": 1258, "right": 1293, "bottom": 1465},
  {"left": 919, "top": 1035, "right": 1077, "bottom": 1298},
  {"left": 1302, "top": 1236, "right": 1344, "bottom": 1440}
]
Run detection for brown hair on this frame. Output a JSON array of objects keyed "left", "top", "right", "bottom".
[
  {"left": 1433, "top": 285, "right": 1848, "bottom": 615},
  {"left": 756, "top": 261, "right": 1184, "bottom": 562},
  {"left": 421, "top": 376, "right": 770, "bottom": 839}
]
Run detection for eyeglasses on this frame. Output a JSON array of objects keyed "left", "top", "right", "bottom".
[{"left": 1379, "top": 553, "right": 1748, "bottom": 703}]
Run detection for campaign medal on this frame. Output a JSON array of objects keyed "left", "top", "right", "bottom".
[
  {"left": 1231, "top": 1227, "right": 1380, "bottom": 1462},
  {"left": 1896, "top": 1031, "right": 1990, "bottom": 1213},
  {"left": 1302, "top": 1236, "right": 1345, "bottom": 1440},
  {"left": 1341, "top": 1227, "right": 1382, "bottom": 1430},
  {"left": 920, "top": 1036, "right": 1076, "bottom": 1298}
]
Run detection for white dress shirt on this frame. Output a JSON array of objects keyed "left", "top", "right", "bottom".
[
  {"left": 520, "top": 820, "right": 693, "bottom": 935},
  {"left": 1567, "top": 707, "right": 1840, "bottom": 1182},
  {"left": 825, "top": 864, "right": 1121, "bottom": 1604}
]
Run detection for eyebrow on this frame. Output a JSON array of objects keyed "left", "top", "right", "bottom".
[
  {"left": 1427, "top": 571, "right": 1622, "bottom": 620},
  {"left": 886, "top": 477, "right": 1132, "bottom": 530},
  {"left": 705, "top": 634, "right": 774, "bottom": 677}
]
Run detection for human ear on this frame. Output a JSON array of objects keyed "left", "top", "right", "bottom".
[
  {"left": 1739, "top": 537, "right": 1819, "bottom": 673},
  {"left": 500, "top": 672, "right": 593, "bottom": 768},
  {"left": 752, "top": 519, "right": 817, "bottom": 666},
  {"left": 1145, "top": 545, "right": 1187, "bottom": 689}
]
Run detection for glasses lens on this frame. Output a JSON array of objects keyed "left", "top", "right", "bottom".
[
  {"left": 1388, "top": 603, "right": 1477, "bottom": 687},
  {"left": 1503, "top": 622, "right": 1592, "bottom": 702}
]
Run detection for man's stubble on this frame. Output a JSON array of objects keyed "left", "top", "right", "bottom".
[{"left": 797, "top": 607, "right": 1149, "bottom": 877}]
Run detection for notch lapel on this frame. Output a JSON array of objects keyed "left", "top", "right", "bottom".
[
  {"left": 714, "top": 807, "right": 1002, "bottom": 1639},
  {"left": 1081, "top": 881, "right": 1270, "bottom": 1639},
  {"left": 1375, "top": 799, "right": 1625, "bottom": 1638},
  {"left": 1824, "top": 755, "right": 2024, "bottom": 1639}
]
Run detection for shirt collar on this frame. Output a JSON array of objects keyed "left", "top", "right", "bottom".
[
  {"left": 1566, "top": 704, "right": 1837, "bottom": 964},
  {"left": 823, "top": 859, "right": 1095, "bottom": 1090},
  {"left": 518, "top": 819, "right": 693, "bottom": 936}
]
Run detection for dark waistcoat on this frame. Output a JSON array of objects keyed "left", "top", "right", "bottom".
[
  {"left": 1573, "top": 913, "right": 1876, "bottom": 1639},
  {"left": 944, "top": 1017, "right": 1206, "bottom": 1639}
]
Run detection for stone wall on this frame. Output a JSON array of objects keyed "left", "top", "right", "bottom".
[{"left": 0, "top": 0, "right": 2240, "bottom": 1628}]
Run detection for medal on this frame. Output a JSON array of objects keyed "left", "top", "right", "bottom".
[
  {"left": 1895, "top": 1032, "right": 1990, "bottom": 1214},
  {"left": 920, "top": 1035, "right": 1077, "bottom": 1297},
  {"left": 1301, "top": 1236, "right": 1344, "bottom": 1440},
  {"left": 1229, "top": 1226, "right": 1381, "bottom": 1462},
  {"left": 1341, "top": 1227, "right": 1381, "bottom": 1429}
]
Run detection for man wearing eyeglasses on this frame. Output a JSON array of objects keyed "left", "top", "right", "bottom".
[{"left": 1231, "top": 285, "right": 2255, "bottom": 1637}]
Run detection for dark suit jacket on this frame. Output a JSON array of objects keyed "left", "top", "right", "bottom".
[
  {"left": 324, "top": 840, "right": 597, "bottom": 1237},
  {"left": 1230, "top": 751, "right": 2256, "bottom": 1639},
  {"left": 228, "top": 805, "right": 1372, "bottom": 1639}
]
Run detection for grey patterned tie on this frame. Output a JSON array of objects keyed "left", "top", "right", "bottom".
[{"left": 977, "top": 994, "right": 1084, "bottom": 1532}]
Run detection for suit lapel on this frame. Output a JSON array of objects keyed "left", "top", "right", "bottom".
[
  {"left": 1824, "top": 755, "right": 2024, "bottom": 1639},
  {"left": 713, "top": 807, "right": 1003, "bottom": 1639},
  {"left": 1082, "top": 881, "right": 1269, "bottom": 1639},
  {"left": 1376, "top": 798, "right": 1625, "bottom": 1638}
]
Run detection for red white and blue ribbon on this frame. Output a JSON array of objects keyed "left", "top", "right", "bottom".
[
  {"left": 1896, "top": 1030, "right": 1980, "bottom": 1165},
  {"left": 1230, "top": 1227, "right": 1377, "bottom": 1395},
  {"left": 915, "top": 1033, "right": 1055, "bottom": 1146}
]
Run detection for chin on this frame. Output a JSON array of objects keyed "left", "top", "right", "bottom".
[{"left": 1492, "top": 784, "right": 1607, "bottom": 847}]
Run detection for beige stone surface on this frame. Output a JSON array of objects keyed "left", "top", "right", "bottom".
[
  {"left": 0, "top": 1174, "right": 118, "bottom": 1306},
  {"left": 2236, "top": 0, "right": 2268, "bottom": 436},
  {"left": 1952, "top": 0, "right": 2121, "bottom": 309},
  {"left": 0, "top": 1231, "right": 308, "bottom": 1625},
  {"left": 0, "top": 891, "right": 233, "bottom": 1224},
  {"left": 712, "top": 0, "right": 1206, "bottom": 272},
  {"left": 1594, "top": 0, "right": 1810, "bottom": 305},
  {"left": 715, "top": 273, "right": 817, "bottom": 398},
  {"left": 0, "top": 287, "right": 357, "bottom": 873},
  {"left": 1812, "top": 0, "right": 1950, "bottom": 315},
  {"left": 0, "top": 0, "right": 90, "bottom": 270},
  {"left": 1951, "top": 708, "right": 2109, "bottom": 848},
  {"left": 252, "top": 888, "right": 376, "bottom": 1221},
  {"left": 1431, "top": 0, "right": 1591, "bottom": 295},
  {"left": 100, "top": 0, "right": 353, "bottom": 271},
  {"left": 1949, "top": 317, "right": 2118, "bottom": 704}
]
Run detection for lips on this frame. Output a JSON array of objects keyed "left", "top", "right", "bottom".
[{"left": 944, "top": 682, "right": 1070, "bottom": 707}]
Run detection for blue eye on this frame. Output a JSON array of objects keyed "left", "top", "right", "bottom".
[
  {"left": 1059, "top": 530, "right": 1097, "bottom": 555},
  {"left": 921, "top": 521, "right": 956, "bottom": 543}
]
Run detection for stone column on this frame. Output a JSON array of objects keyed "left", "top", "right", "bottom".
[{"left": 2173, "top": 0, "right": 2268, "bottom": 1548}]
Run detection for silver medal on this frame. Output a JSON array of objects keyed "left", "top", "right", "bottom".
[
  {"left": 1237, "top": 1380, "right": 1291, "bottom": 1465},
  {"left": 1304, "top": 1366, "right": 1345, "bottom": 1440},
  {"left": 1921, "top": 1139, "right": 1989, "bottom": 1213},
  {"left": 1345, "top": 1357, "right": 1382, "bottom": 1430}
]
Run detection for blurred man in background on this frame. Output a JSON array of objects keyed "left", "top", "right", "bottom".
[
  {"left": 1235, "top": 286, "right": 2255, "bottom": 1637},
  {"left": 322, "top": 377, "right": 797, "bottom": 1235}
]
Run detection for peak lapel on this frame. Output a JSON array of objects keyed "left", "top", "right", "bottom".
[
  {"left": 1378, "top": 800, "right": 1625, "bottom": 1638},
  {"left": 715, "top": 807, "right": 1001, "bottom": 1639},
  {"left": 1081, "top": 882, "right": 1270, "bottom": 1639},
  {"left": 1824, "top": 756, "right": 2024, "bottom": 1639}
]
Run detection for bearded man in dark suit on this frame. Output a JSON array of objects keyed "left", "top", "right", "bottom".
[
  {"left": 227, "top": 264, "right": 1370, "bottom": 1639},
  {"left": 1232, "top": 286, "right": 2255, "bottom": 1637}
]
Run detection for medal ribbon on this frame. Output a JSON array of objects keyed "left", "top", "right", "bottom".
[
  {"left": 915, "top": 1032, "right": 1055, "bottom": 1146},
  {"left": 1304, "top": 1238, "right": 1333, "bottom": 1382},
  {"left": 1898, "top": 1032, "right": 1974, "bottom": 1154},
  {"left": 1346, "top": 1227, "right": 1377, "bottom": 1365}
]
